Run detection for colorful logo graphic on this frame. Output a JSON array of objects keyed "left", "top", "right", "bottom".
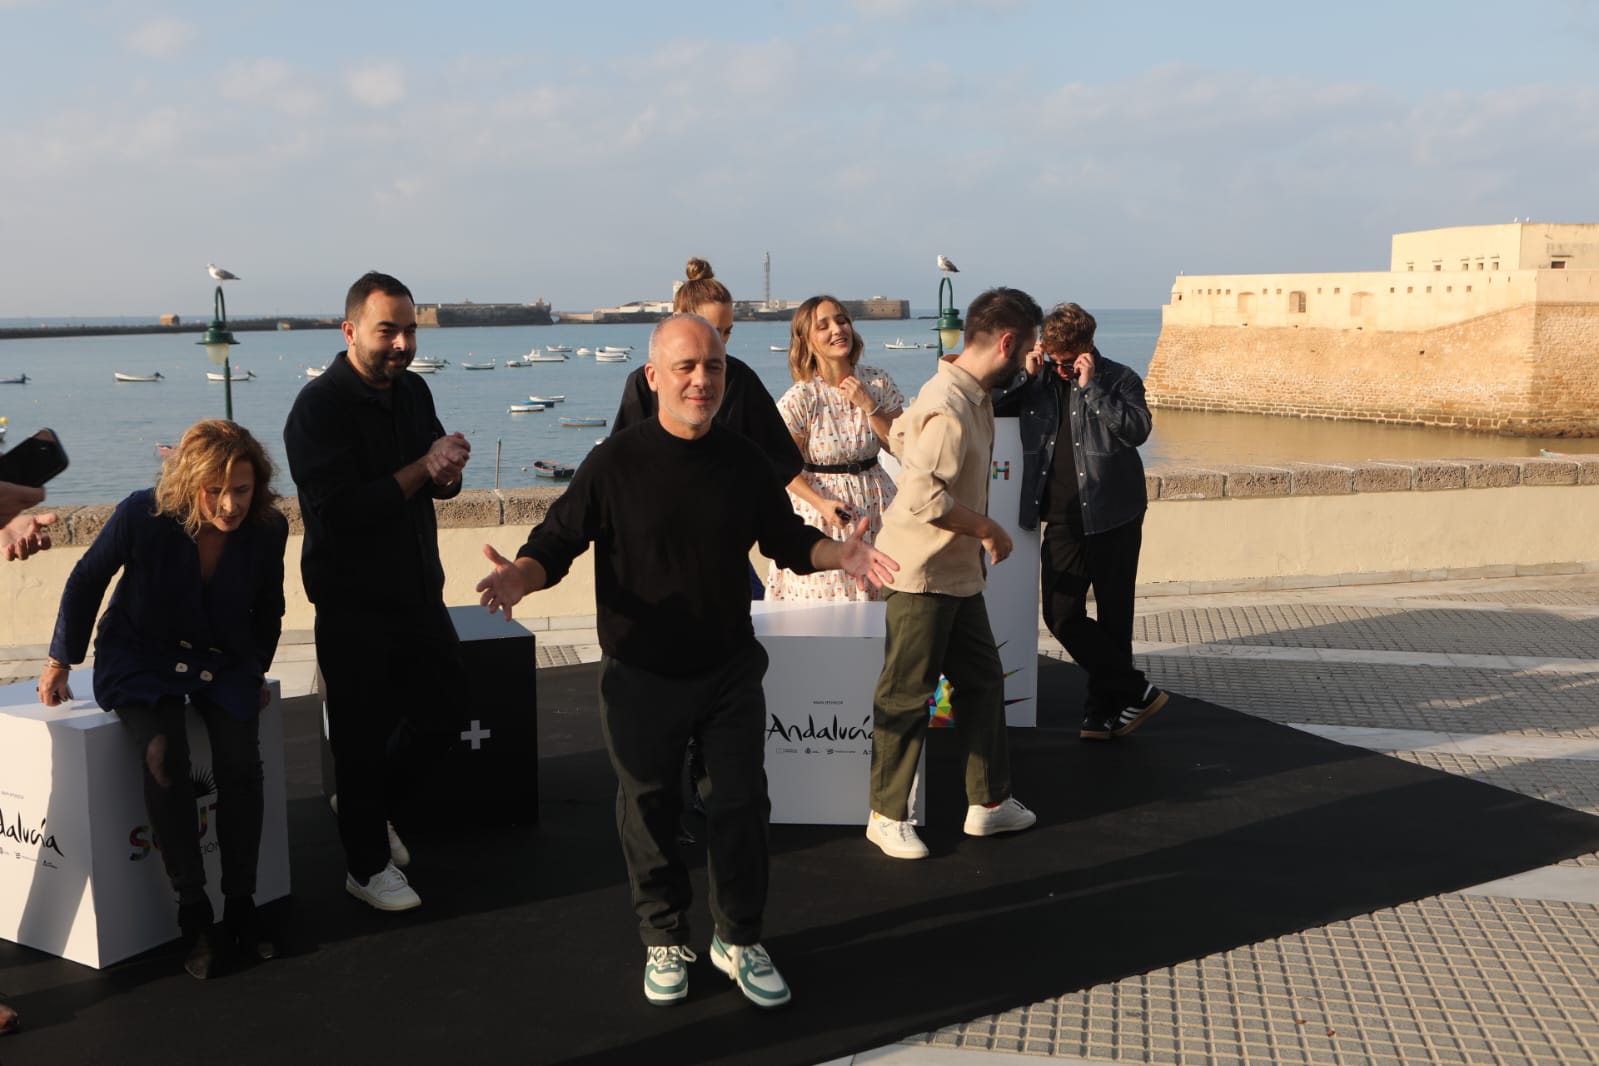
[
  {"left": 926, "top": 640, "right": 1031, "bottom": 728},
  {"left": 991, "top": 460, "right": 1011, "bottom": 481}
]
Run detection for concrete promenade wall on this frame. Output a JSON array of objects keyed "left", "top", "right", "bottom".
[{"left": 5, "top": 455, "right": 1598, "bottom": 652}]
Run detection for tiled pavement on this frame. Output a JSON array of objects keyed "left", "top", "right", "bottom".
[{"left": 5, "top": 573, "right": 1598, "bottom": 1065}]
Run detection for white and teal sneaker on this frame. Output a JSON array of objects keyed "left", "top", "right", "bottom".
[
  {"left": 710, "top": 934, "right": 791, "bottom": 1009},
  {"left": 643, "top": 944, "right": 697, "bottom": 1006}
]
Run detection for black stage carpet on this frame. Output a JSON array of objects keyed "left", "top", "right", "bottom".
[{"left": 6, "top": 658, "right": 1599, "bottom": 1066}]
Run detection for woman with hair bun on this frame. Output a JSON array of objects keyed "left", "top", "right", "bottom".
[
  {"left": 38, "top": 419, "right": 288, "bottom": 980},
  {"left": 766, "top": 296, "right": 903, "bottom": 602}
]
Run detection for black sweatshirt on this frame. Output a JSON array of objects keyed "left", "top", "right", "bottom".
[{"left": 518, "top": 418, "right": 825, "bottom": 676}]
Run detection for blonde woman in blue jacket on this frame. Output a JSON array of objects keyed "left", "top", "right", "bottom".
[{"left": 39, "top": 420, "right": 288, "bottom": 979}]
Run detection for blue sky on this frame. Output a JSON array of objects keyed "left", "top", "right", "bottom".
[{"left": 3, "top": 0, "right": 1597, "bottom": 317}]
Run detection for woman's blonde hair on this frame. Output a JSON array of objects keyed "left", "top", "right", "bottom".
[
  {"left": 787, "top": 295, "right": 863, "bottom": 383},
  {"left": 672, "top": 257, "right": 732, "bottom": 315},
  {"left": 153, "top": 419, "right": 280, "bottom": 537}
]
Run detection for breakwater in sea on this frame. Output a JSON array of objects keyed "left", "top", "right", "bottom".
[{"left": 0, "top": 317, "right": 340, "bottom": 341}]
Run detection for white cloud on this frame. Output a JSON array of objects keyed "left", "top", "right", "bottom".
[
  {"left": 125, "top": 17, "right": 198, "bottom": 59},
  {"left": 221, "top": 58, "right": 323, "bottom": 115},
  {"left": 347, "top": 63, "right": 406, "bottom": 109}
]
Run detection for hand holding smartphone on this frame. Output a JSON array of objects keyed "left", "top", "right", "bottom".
[{"left": 0, "top": 429, "right": 69, "bottom": 488}]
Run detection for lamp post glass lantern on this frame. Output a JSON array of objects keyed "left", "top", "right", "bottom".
[
  {"left": 933, "top": 276, "right": 963, "bottom": 359},
  {"left": 197, "top": 285, "right": 240, "bottom": 420}
]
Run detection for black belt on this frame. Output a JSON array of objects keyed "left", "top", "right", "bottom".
[{"left": 804, "top": 457, "right": 878, "bottom": 475}]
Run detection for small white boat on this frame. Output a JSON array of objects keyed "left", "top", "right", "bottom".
[
  {"left": 545, "top": 344, "right": 574, "bottom": 354},
  {"left": 305, "top": 366, "right": 325, "bottom": 378},
  {"left": 884, "top": 338, "right": 919, "bottom": 350},
  {"left": 206, "top": 369, "right": 255, "bottom": 382},
  {"left": 525, "top": 350, "right": 568, "bottom": 363},
  {"left": 0, "top": 374, "right": 28, "bottom": 385},
  {"left": 769, "top": 345, "right": 788, "bottom": 352},
  {"left": 575, "top": 347, "right": 593, "bottom": 357},
  {"left": 560, "top": 416, "right": 607, "bottom": 427},
  {"left": 411, "top": 356, "right": 448, "bottom": 369},
  {"left": 527, "top": 394, "right": 565, "bottom": 404},
  {"left": 597, "top": 345, "right": 633, "bottom": 354},
  {"left": 533, "top": 460, "right": 575, "bottom": 480},
  {"left": 508, "top": 403, "right": 549, "bottom": 413},
  {"left": 114, "top": 371, "right": 164, "bottom": 383},
  {"left": 409, "top": 364, "right": 439, "bottom": 374},
  {"left": 504, "top": 358, "right": 529, "bottom": 368},
  {"left": 461, "top": 361, "right": 497, "bottom": 370},
  {"left": 594, "top": 350, "right": 629, "bottom": 363}
]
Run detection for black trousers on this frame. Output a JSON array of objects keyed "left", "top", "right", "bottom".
[
  {"left": 118, "top": 693, "right": 263, "bottom": 906},
  {"left": 1040, "top": 516, "right": 1150, "bottom": 715},
  {"left": 316, "top": 604, "right": 464, "bottom": 881},
  {"left": 598, "top": 642, "right": 771, "bottom": 948}
]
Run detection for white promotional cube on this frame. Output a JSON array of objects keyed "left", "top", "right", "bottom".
[
  {"left": 0, "top": 673, "right": 291, "bottom": 968},
  {"left": 753, "top": 601, "right": 924, "bottom": 825}
]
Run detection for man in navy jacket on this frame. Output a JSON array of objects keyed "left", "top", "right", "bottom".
[{"left": 996, "top": 302, "right": 1168, "bottom": 739}]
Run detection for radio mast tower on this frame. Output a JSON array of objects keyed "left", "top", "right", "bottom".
[{"left": 763, "top": 251, "right": 771, "bottom": 310}]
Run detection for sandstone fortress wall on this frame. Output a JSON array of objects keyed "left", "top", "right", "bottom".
[{"left": 1145, "top": 223, "right": 1599, "bottom": 435}]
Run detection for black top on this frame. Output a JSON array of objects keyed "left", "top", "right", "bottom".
[
  {"left": 1042, "top": 384, "right": 1083, "bottom": 532},
  {"left": 517, "top": 419, "right": 825, "bottom": 676},
  {"left": 612, "top": 354, "right": 804, "bottom": 484},
  {"left": 283, "top": 351, "right": 461, "bottom": 612}
]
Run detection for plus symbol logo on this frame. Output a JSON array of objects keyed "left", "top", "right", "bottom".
[{"left": 460, "top": 719, "right": 493, "bottom": 750}]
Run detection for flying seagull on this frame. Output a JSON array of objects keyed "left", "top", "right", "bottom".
[
  {"left": 936, "top": 255, "right": 959, "bottom": 273},
  {"left": 208, "top": 263, "right": 240, "bottom": 282}
]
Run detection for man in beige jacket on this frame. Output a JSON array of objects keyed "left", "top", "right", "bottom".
[{"left": 866, "top": 287, "right": 1043, "bottom": 860}]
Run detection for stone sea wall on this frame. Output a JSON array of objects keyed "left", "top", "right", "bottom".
[
  {"left": 3, "top": 456, "right": 1597, "bottom": 650},
  {"left": 1147, "top": 304, "right": 1599, "bottom": 436}
]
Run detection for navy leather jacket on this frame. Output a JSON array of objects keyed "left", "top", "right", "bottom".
[{"left": 994, "top": 349, "right": 1152, "bottom": 535}]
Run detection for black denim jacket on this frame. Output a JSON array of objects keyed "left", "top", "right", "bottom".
[{"left": 994, "top": 349, "right": 1151, "bottom": 535}]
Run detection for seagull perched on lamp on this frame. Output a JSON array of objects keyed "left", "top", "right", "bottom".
[
  {"left": 936, "top": 254, "right": 959, "bottom": 273},
  {"left": 208, "top": 263, "right": 240, "bottom": 282}
]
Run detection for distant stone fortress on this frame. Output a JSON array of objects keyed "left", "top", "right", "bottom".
[
  {"left": 1145, "top": 223, "right": 1599, "bottom": 436},
  {"left": 416, "top": 300, "right": 554, "bottom": 328}
]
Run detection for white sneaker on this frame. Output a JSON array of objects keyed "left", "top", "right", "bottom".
[
  {"left": 345, "top": 861, "right": 421, "bottom": 911},
  {"left": 330, "top": 794, "right": 410, "bottom": 867},
  {"left": 866, "top": 811, "right": 929, "bottom": 859},
  {"left": 964, "top": 796, "right": 1037, "bottom": 837}
]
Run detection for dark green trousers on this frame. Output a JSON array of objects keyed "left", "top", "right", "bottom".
[{"left": 870, "top": 589, "right": 1011, "bottom": 820}]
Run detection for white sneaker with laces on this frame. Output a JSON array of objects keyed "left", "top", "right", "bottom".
[
  {"left": 963, "top": 796, "right": 1037, "bottom": 837},
  {"left": 866, "top": 811, "right": 929, "bottom": 859},
  {"left": 345, "top": 861, "right": 421, "bottom": 911},
  {"left": 643, "top": 944, "right": 697, "bottom": 1006}
]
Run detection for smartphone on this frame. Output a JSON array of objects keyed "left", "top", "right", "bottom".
[{"left": 0, "top": 429, "right": 69, "bottom": 487}]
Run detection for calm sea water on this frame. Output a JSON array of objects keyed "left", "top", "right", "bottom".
[{"left": 0, "top": 310, "right": 1591, "bottom": 506}]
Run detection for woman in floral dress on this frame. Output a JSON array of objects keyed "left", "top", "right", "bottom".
[{"left": 767, "top": 296, "right": 904, "bottom": 602}]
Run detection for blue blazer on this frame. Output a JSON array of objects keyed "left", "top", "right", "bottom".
[{"left": 49, "top": 489, "right": 289, "bottom": 720}]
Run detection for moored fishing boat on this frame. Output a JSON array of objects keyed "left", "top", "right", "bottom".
[
  {"left": 206, "top": 368, "right": 254, "bottom": 382},
  {"left": 560, "top": 416, "right": 607, "bottom": 427},
  {"left": 884, "top": 338, "right": 919, "bottom": 350},
  {"left": 527, "top": 394, "right": 565, "bottom": 404},
  {"left": 508, "top": 402, "right": 548, "bottom": 413},
  {"left": 545, "top": 344, "right": 574, "bottom": 353},
  {"left": 532, "top": 460, "right": 575, "bottom": 480},
  {"left": 114, "top": 371, "right": 164, "bottom": 382},
  {"left": 462, "top": 361, "right": 497, "bottom": 370}
]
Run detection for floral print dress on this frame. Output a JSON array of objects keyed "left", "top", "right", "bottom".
[{"left": 766, "top": 364, "right": 905, "bottom": 602}]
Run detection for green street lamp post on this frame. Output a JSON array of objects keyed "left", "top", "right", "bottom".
[
  {"left": 933, "top": 275, "right": 964, "bottom": 359},
  {"left": 198, "top": 284, "right": 241, "bottom": 420}
]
